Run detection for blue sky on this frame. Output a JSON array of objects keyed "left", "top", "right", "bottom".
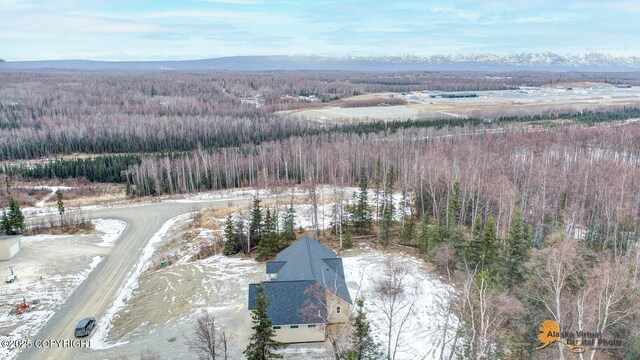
[{"left": 1, "top": 0, "right": 639, "bottom": 61}]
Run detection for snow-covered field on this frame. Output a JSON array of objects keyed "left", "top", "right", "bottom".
[
  {"left": 0, "top": 245, "right": 102, "bottom": 360},
  {"left": 291, "top": 105, "right": 424, "bottom": 120},
  {"left": 343, "top": 250, "right": 456, "bottom": 360},
  {"left": 165, "top": 188, "right": 269, "bottom": 203},
  {"left": 92, "top": 219, "right": 127, "bottom": 247}
]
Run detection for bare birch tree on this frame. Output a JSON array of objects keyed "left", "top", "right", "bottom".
[{"left": 372, "top": 259, "right": 418, "bottom": 360}]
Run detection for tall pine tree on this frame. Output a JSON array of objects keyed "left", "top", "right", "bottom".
[
  {"left": 400, "top": 217, "right": 415, "bottom": 244},
  {"left": 352, "top": 165, "right": 372, "bottom": 234},
  {"left": 245, "top": 285, "right": 283, "bottom": 360},
  {"left": 372, "top": 157, "right": 382, "bottom": 221},
  {"left": 7, "top": 198, "right": 24, "bottom": 235},
  {"left": 502, "top": 208, "right": 531, "bottom": 289},
  {"left": 0, "top": 210, "right": 10, "bottom": 234},
  {"left": 223, "top": 215, "right": 239, "bottom": 256},
  {"left": 345, "top": 298, "right": 383, "bottom": 360},
  {"left": 256, "top": 209, "right": 279, "bottom": 261},
  {"left": 249, "top": 196, "right": 263, "bottom": 250},
  {"left": 448, "top": 181, "right": 462, "bottom": 227},
  {"left": 56, "top": 189, "right": 65, "bottom": 223},
  {"left": 481, "top": 216, "right": 499, "bottom": 270},
  {"left": 466, "top": 215, "right": 484, "bottom": 267},
  {"left": 282, "top": 200, "right": 296, "bottom": 241},
  {"left": 379, "top": 167, "right": 395, "bottom": 245}
]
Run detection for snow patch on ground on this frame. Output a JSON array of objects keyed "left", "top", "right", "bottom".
[
  {"left": 294, "top": 203, "right": 336, "bottom": 230},
  {"left": 343, "top": 251, "right": 456, "bottom": 360},
  {"left": 92, "top": 219, "right": 127, "bottom": 247},
  {"left": 166, "top": 188, "right": 270, "bottom": 203},
  {"left": 20, "top": 234, "right": 74, "bottom": 245},
  {"left": 90, "top": 212, "right": 194, "bottom": 349},
  {"left": 0, "top": 255, "right": 103, "bottom": 360}
]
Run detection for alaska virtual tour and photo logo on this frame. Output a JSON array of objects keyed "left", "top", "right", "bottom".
[{"left": 535, "top": 320, "right": 623, "bottom": 353}]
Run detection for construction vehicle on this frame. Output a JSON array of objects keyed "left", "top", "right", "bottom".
[{"left": 5, "top": 266, "right": 17, "bottom": 283}]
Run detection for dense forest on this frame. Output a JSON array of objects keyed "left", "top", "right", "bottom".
[
  {"left": 1, "top": 71, "right": 640, "bottom": 160},
  {"left": 1, "top": 71, "right": 639, "bottom": 359}
]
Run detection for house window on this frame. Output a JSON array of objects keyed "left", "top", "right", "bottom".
[
  {"left": 290, "top": 325, "right": 299, "bottom": 329},
  {"left": 308, "top": 324, "right": 316, "bottom": 328},
  {"left": 273, "top": 326, "right": 281, "bottom": 330},
  {"left": 336, "top": 306, "right": 341, "bottom": 314}
]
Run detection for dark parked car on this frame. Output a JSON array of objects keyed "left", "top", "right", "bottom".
[{"left": 74, "top": 317, "right": 96, "bottom": 337}]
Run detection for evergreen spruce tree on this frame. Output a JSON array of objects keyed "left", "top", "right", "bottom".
[
  {"left": 379, "top": 167, "right": 395, "bottom": 246},
  {"left": 249, "top": 196, "right": 263, "bottom": 248},
  {"left": 7, "top": 198, "right": 24, "bottom": 235},
  {"left": 400, "top": 217, "right": 415, "bottom": 244},
  {"left": 448, "top": 181, "right": 462, "bottom": 227},
  {"left": 503, "top": 208, "right": 532, "bottom": 289},
  {"left": 56, "top": 189, "right": 65, "bottom": 221},
  {"left": 235, "top": 218, "right": 248, "bottom": 254},
  {"left": 282, "top": 201, "right": 296, "bottom": 241},
  {"left": 448, "top": 225, "right": 467, "bottom": 262},
  {"left": 466, "top": 215, "right": 484, "bottom": 268},
  {"left": 372, "top": 157, "right": 382, "bottom": 221},
  {"left": 0, "top": 210, "right": 10, "bottom": 234},
  {"left": 417, "top": 213, "right": 430, "bottom": 254},
  {"left": 343, "top": 233, "right": 353, "bottom": 249},
  {"left": 244, "top": 285, "right": 283, "bottom": 360},
  {"left": 256, "top": 209, "right": 278, "bottom": 261},
  {"left": 346, "top": 298, "right": 383, "bottom": 360},
  {"left": 223, "top": 215, "right": 239, "bottom": 256},
  {"left": 352, "top": 165, "right": 372, "bottom": 234},
  {"left": 481, "top": 216, "right": 499, "bottom": 270}
]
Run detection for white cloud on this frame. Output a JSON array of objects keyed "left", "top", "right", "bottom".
[
  {"left": 2, "top": 13, "right": 162, "bottom": 34},
  {"left": 198, "top": 0, "right": 262, "bottom": 4},
  {"left": 144, "top": 9, "right": 292, "bottom": 24}
]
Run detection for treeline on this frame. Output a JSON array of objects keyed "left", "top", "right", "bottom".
[
  {"left": 222, "top": 197, "right": 297, "bottom": 260},
  {"left": 0, "top": 113, "right": 326, "bottom": 160},
  {"left": 338, "top": 97, "right": 407, "bottom": 108},
  {"left": 496, "top": 106, "right": 640, "bottom": 124},
  {"left": 127, "top": 124, "right": 640, "bottom": 245},
  {"left": 4, "top": 100, "right": 638, "bottom": 163},
  {"left": 1, "top": 155, "right": 141, "bottom": 183},
  {"left": 4, "top": 72, "right": 640, "bottom": 161}
]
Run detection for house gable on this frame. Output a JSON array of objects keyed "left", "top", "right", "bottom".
[
  {"left": 247, "top": 236, "right": 352, "bottom": 344},
  {"left": 264, "top": 236, "right": 352, "bottom": 305}
]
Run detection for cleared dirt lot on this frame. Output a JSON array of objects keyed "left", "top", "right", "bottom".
[
  {"left": 287, "top": 84, "right": 640, "bottom": 121},
  {"left": 0, "top": 232, "right": 111, "bottom": 360}
]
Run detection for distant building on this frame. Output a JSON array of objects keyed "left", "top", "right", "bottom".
[
  {"left": 616, "top": 84, "right": 632, "bottom": 88},
  {"left": 248, "top": 236, "right": 352, "bottom": 343},
  {"left": 439, "top": 92, "right": 478, "bottom": 98},
  {"left": 0, "top": 235, "right": 22, "bottom": 261}
]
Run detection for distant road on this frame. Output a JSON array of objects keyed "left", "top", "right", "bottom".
[{"left": 17, "top": 198, "right": 252, "bottom": 360}]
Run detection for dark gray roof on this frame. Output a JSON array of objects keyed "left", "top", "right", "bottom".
[
  {"left": 266, "top": 261, "right": 285, "bottom": 274},
  {"left": 248, "top": 281, "right": 326, "bottom": 325},
  {"left": 248, "top": 236, "right": 352, "bottom": 326},
  {"left": 266, "top": 236, "right": 352, "bottom": 304}
]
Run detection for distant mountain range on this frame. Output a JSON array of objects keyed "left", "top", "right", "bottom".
[{"left": 2, "top": 53, "right": 640, "bottom": 72}]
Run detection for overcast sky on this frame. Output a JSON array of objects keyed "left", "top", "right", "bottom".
[{"left": 1, "top": 0, "right": 639, "bottom": 61}]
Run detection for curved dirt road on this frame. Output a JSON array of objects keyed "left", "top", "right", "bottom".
[{"left": 17, "top": 198, "right": 251, "bottom": 360}]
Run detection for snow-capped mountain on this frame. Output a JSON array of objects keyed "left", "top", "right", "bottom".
[{"left": 2, "top": 53, "right": 640, "bottom": 71}]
